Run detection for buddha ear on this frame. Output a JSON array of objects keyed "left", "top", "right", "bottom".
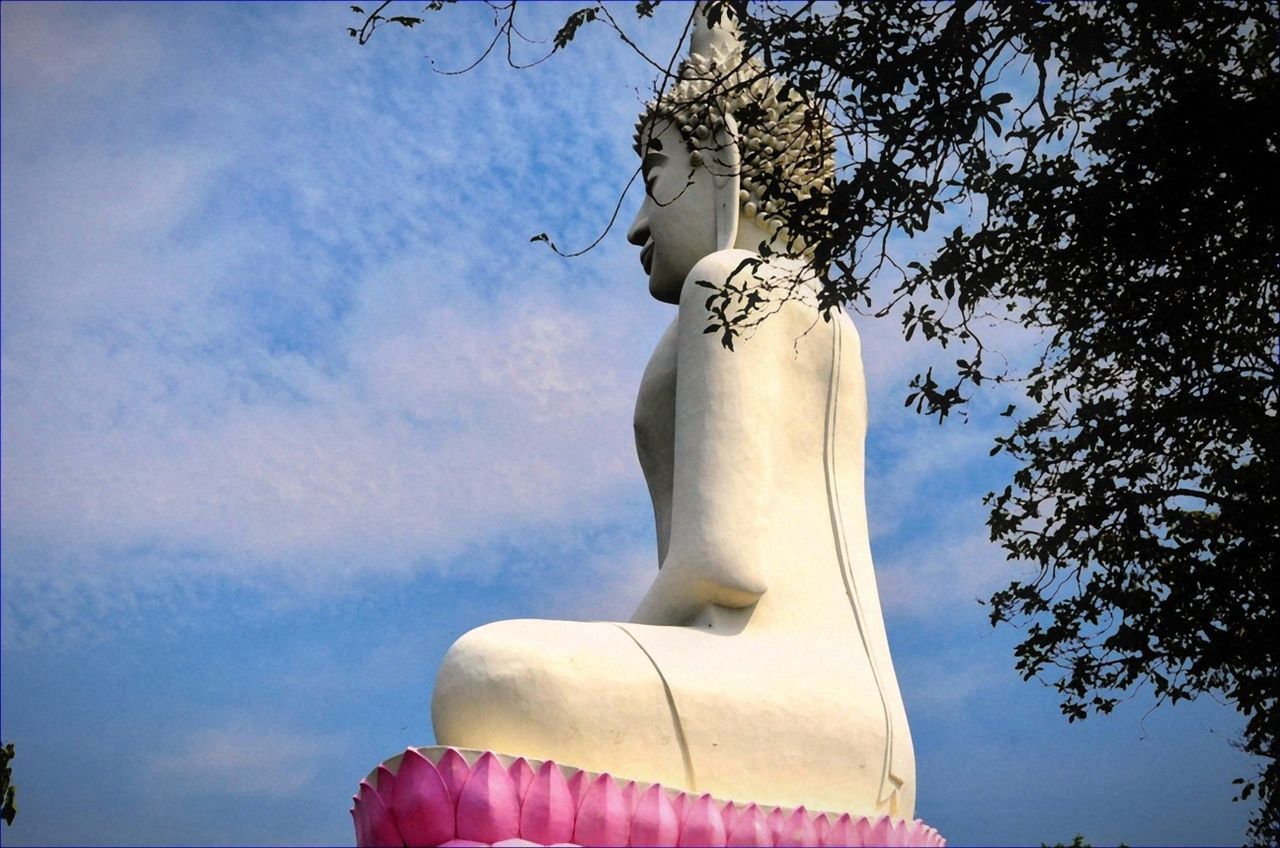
[{"left": 712, "top": 113, "right": 741, "bottom": 253}]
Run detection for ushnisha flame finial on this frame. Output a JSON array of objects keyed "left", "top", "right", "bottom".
[
  {"left": 689, "top": 1, "right": 742, "bottom": 63},
  {"left": 633, "top": 0, "right": 834, "bottom": 252}
]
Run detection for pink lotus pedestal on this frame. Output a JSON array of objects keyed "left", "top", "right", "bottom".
[{"left": 352, "top": 747, "right": 945, "bottom": 847}]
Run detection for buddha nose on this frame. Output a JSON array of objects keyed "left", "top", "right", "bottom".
[{"left": 627, "top": 206, "right": 650, "bottom": 247}]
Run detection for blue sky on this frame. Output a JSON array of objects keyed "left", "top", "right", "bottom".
[{"left": 0, "top": 3, "right": 1259, "bottom": 846}]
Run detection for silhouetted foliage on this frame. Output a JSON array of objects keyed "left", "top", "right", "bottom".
[
  {"left": 1, "top": 742, "right": 17, "bottom": 827},
  {"left": 1042, "top": 836, "right": 1128, "bottom": 848},
  {"left": 351, "top": 2, "right": 1279, "bottom": 840}
]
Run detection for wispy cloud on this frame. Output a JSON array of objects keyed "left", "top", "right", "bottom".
[
  {"left": 149, "top": 723, "right": 347, "bottom": 798},
  {"left": 877, "top": 526, "right": 1015, "bottom": 618}
]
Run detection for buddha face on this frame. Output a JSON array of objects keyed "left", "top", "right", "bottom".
[{"left": 627, "top": 120, "right": 721, "bottom": 304}]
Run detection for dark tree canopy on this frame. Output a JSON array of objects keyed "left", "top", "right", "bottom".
[{"left": 351, "top": 1, "right": 1279, "bottom": 840}]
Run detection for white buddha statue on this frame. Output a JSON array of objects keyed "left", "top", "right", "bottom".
[{"left": 431, "top": 7, "right": 914, "bottom": 819}]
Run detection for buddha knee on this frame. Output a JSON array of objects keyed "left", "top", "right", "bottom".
[{"left": 430, "top": 619, "right": 660, "bottom": 753}]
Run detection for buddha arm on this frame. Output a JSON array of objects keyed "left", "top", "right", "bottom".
[{"left": 632, "top": 250, "right": 779, "bottom": 626}]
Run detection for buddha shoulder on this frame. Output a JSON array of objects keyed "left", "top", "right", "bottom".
[
  {"left": 678, "top": 249, "right": 827, "bottom": 345},
  {"left": 679, "top": 249, "right": 767, "bottom": 301}
]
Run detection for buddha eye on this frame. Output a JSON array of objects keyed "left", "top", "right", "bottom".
[{"left": 642, "top": 152, "right": 668, "bottom": 194}]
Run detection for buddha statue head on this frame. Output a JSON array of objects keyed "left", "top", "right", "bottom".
[{"left": 627, "top": 3, "right": 834, "bottom": 302}]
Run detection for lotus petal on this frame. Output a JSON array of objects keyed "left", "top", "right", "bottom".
[
  {"left": 781, "top": 806, "right": 818, "bottom": 847},
  {"left": 437, "top": 749, "right": 472, "bottom": 806},
  {"left": 566, "top": 769, "right": 590, "bottom": 813},
  {"left": 456, "top": 751, "right": 521, "bottom": 843},
  {"left": 438, "top": 841, "right": 488, "bottom": 847},
  {"left": 352, "top": 799, "right": 369, "bottom": 848},
  {"left": 813, "top": 814, "right": 831, "bottom": 846},
  {"left": 725, "top": 802, "right": 771, "bottom": 847},
  {"left": 853, "top": 815, "right": 873, "bottom": 845},
  {"left": 868, "top": 815, "right": 893, "bottom": 847},
  {"left": 509, "top": 758, "right": 535, "bottom": 803},
  {"left": 573, "top": 774, "right": 629, "bottom": 848},
  {"left": 721, "top": 802, "right": 739, "bottom": 836},
  {"left": 390, "top": 748, "right": 454, "bottom": 847},
  {"left": 825, "top": 813, "right": 856, "bottom": 848},
  {"left": 630, "top": 784, "right": 680, "bottom": 846},
  {"left": 519, "top": 760, "right": 576, "bottom": 845},
  {"left": 671, "top": 791, "right": 689, "bottom": 826},
  {"left": 360, "top": 779, "right": 405, "bottom": 847},
  {"left": 766, "top": 808, "right": 786, "bottom": 845},
  {"left": 376, "top": 765, "right": 398, "bottom": 809},
  {"left": 913, "top": 821, "right": 944, "bottom": 848},
  {"left": 678, "top": 793, "right": 726, "bottom": 847},
  {"left": 621, "top": 781, "right": 641, "bottom": 817},
  {"left": 494, "top": 840, "right": 542, "bottom": 847}
]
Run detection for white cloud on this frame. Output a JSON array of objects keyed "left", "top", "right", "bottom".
[
  {"left": 149, "top": 723, "right": 346, "bottom": 798},
  {"left": 876, "top": 526, "right": 1015, "bottom": 618}
]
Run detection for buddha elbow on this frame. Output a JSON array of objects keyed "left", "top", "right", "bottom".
[
  {"left": 707, "top": 578, "right": 765, "bottom": 609},
  {"left": 661, "top": 545, "right": 768, "bottom": 608}
]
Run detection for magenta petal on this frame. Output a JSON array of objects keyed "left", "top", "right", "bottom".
[
  {"left": 376, "top": 766, "right": 399, "bottom": 823},
  {"left": 721, "top": 802, "right": 740, "bottom": 836},
  {"left": 376, "top": 765, "right": 398, "bottom": 808},
  {"left": 438, "top": 841, "right": 488, "bottom": 847},
  {"left": 767, "top": 808, "right": 786, "bottom": 845},
  {"left": 456, "top": 752, "right": 521, "bottom": 844},
  {"left": 825, "top": 813, "right": 856, "bottom": 847},
  {"left": 814, "top": 814, "right": 831, "bottom": 846},
  {"left": 621, "top": 781, "right": 641, "bottom": 817},
  {"left": 781, "top": 806, "right": 818, "bottom": 847},
  {"left": 672, "top": 791, "right": 689, "bottom": 827},
  {"left": 875, "top": 814, "right": 896, "bottom": 845},
  {"left": 509, "top": 758, "right": 536, "bottom": 804},
  {"left": 519, "top": 760, "right": 575, "bottom": 845},
  {"left": 437, "top": 749, "right": 472, "bottom": 807},
  {"left": 573, "top": 774, "right": 629, "bottom": 848},
  {"left": 391, "top": 748, "right": 454, "bottom": 847},
  {"left": 853, "top": 815, "right": 874, "bottom": 845},
  {"left": 678, "top": 793, "right": 726, "bottom": 847},
  {"left": 566, "top": 769, "right": 590, "bottom": 813},
  {"left": 360, "top": 780, "right": 405, "bottom": 847},
  {"left": 868, "top": 815, "right": 893, "bottom": 846},
  {"left": 631, "top": 784, "right": 680, "bottom": 846},
  {"left": 725, "top": 803, "right": 771, "bottom": 847},
  {"left": 353, "top": 798, "right": 371, "bottom": 848}
]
